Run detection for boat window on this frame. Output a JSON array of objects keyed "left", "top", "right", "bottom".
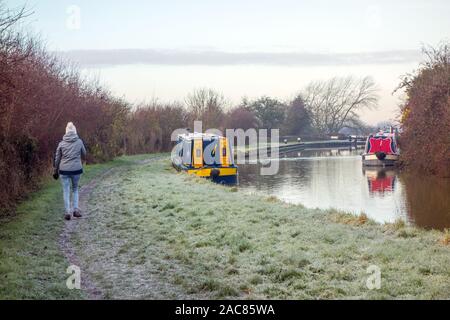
[
  {"left": 203, "top": 139, "right": 219, "bottom": 165},
  {"left": 219, "top": 137, "right": 230, "bottom": 167},
  {"left": 193, "top": 138, "right": 203, "bottom": 167},
  {"left": 182, "top": 140, "right": 192, "bottom": 165}
]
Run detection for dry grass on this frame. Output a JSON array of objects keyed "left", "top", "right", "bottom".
[
  {"left": 384, "top": 218, "right": 407, "bottom": 231},
  {"left": 329, "top": 211, "right": 371, "bottom": 226},
  {"left": 265, "top": 195, "right": 279, "bottom": 203},
  {"left": 439, "top": 229, "right": 450, "bottom": 246}
]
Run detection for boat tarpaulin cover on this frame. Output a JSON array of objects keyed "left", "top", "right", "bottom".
[{"left": 368, "top": 137, "right": 394, "bottom": 154}]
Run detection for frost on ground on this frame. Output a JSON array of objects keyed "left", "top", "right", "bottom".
[{"left": 71, "top": 158, "right": 450, "bottom": 299}]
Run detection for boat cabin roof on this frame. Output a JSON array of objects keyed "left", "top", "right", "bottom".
[
  {"left": 177, "top": 132, "right": 224, "bottom": 142},
  {"left": 371, "top": 131, "right": 395, "bottom": 138}
]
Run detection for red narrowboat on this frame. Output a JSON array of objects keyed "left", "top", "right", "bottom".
[{"left": 362, "top": 129, "right": 400, "bottom": 167}]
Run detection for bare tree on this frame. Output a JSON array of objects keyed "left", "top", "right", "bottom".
[
  {"left": 0, "top": 2, "right": 29, "bottom": 31},
  {"left": 303, "top": 76, "right": 378, "bottom": 135},
  {"left": 0, "top": 2, "right": 33, "bottom": 65},
  {"left": 185, "top": 88, "right": 227, "bottom": 129}
]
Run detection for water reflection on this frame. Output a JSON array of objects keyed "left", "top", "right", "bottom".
[
  {"left": 363, "top": 168, "right": 397, "bottom": 195},
  {"left": 400, "top": 174, "right": 450, "bottom": 230},
  {"left": 238, "top": 148, "right": 450, "bottom": 229}
]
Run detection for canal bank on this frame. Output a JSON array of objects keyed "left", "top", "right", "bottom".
[
  {"left": 1, "top": 155, "right": 449, "bottom": 299},
  {"left": 238, "top": 148, "right": 450, "bottom": 229},
  {"left": 239, "top": 139, "right": 366, "bottom": 157}
]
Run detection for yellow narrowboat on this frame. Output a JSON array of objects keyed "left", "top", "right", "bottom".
[{"left": 172, "top": 133, "right": 238, "bottom": 184}]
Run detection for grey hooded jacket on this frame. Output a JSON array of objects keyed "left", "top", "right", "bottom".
[{"left": 55, "top": 132, "right": 87, "bottom": 175}]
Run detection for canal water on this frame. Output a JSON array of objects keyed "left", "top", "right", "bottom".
[{"left": 238, "top": 148, "right": 450, "bottom": 230}]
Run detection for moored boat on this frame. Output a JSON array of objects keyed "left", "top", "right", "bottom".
[
  {"left": 362, "top": 129, "right": 400, "bottom": 167},
  {"left": 172, "top": 132, "right": 238, "bottom": 184}
]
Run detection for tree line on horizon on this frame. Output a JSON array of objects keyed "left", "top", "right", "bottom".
[{"left": 99, "top": 79, "right": 379, "bottom": 154}]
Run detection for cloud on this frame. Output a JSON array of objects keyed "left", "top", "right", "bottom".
[{"left": 56, "top": 48, "right": 421, "bottom": 67}]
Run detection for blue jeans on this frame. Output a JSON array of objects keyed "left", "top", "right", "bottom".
[{"left": 60, "top": 174, "right": 81, "bottom": 213}]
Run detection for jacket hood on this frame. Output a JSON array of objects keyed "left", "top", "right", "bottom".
[{"left": 63, "top": 131, "right": 79, "bottom": 143}]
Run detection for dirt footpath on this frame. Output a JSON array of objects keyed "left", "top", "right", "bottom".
[{"left": 58, "top": 156, "right": 207, "bottom": 299}]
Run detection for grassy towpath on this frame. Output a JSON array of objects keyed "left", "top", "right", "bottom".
[
  {"left": 1, "top": 154, "right": 449, "bottom": 299},
  {"left": 70, "top": 158, "right": 449, "bottom": 299},
  {"left": 0, "top": 154, "right": 158, "bottom": 299}
]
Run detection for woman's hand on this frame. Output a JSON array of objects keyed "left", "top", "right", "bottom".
[{"left": 52, "top": 168, "right": 59, "bottom": 180}]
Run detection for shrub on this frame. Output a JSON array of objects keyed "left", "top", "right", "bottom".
[{"left": 398, "top": 43, "right": 450, "bottom": 177}]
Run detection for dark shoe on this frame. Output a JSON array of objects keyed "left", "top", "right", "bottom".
[
  {"left": 64, "top": 213, "right": 71, "bottom": 220},
  {"left": 73, "top": 209, "right": 82, "bottom": 218}
]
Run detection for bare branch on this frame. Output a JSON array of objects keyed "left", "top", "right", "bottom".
[{"left": 303, "top": 76, "right": 379, "bottom": 134}]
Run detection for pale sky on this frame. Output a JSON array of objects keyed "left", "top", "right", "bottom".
[{"left": 6, "top": 0, "right": 450, "bottom": 124}]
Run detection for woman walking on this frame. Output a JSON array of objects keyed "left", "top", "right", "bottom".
[{"left": 54, "top": 122, "right": 87, "bottom": 220}]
